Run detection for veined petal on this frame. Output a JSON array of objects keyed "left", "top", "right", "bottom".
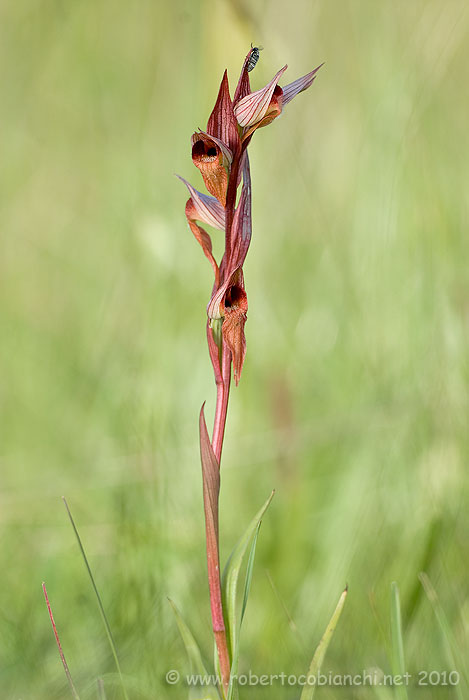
[
  {"left": 234, "top": 65, "right": 288, "bottom": 128},
  {"left": 207, "top": 70, "right": 240, "bottom": 156},
  {"left": 193, "top": 129, "right": 233, "bottom": 166},
  {"left": 187, "top": 216, "right": 219, "bottom": 285},
  {"left": 229, "top": 156, "right": 251, "bottom": 269},
  {"left": 178, "top": 177, "right": 221, "bottom": 284},
  {"left": 282, "top": 63, "right": 323, "bottom": 107},
  {"left": 233, "top": 49, "right": 252, "bottom": 104},
  {"left": 177, "top": 176, "right": 225, "bottom": 230},
  {"left": 241, "top": 86, "right": 283, "bottom": 141}
]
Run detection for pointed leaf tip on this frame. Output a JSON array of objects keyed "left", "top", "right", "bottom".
[
  {"left": 300, "top": 588, "right": 347, "bottom": 700},
  {"left": 199, "top": 404, "right": 220, "bottom": 507},
  {"left": 222, "top": 491, "right": 275, "bottom": 657}
]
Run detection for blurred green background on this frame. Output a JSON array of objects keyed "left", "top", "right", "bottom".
[{"left": 1, "top": 0, "right": 468, "bottom": 698}]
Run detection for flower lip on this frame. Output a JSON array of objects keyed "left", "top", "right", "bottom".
[
  {"left": 192, "top": 139, "right": 218, "bottom": 160},
  {"left": 192, "top": 130, "right": 233, "bottom": 165},
  {"left": 224, "top": 284, "right": 244, "bottom": 308},
  {"left": 191, "top": 131, "right": 229, "bottom": 205},
  {"left": 221, "top": 274, "right": 248, "bottom": 385}
]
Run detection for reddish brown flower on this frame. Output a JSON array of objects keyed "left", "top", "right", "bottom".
[
  {"left": 180, "top": 50, "right": 322, "bottom": 385},
  {"left": 221, "top": 269, "right": 248, "bottom": 385},
  {"left": 191, "top": 131, "right": 230, "bottom": 206},
  {"left": 234, "top": 63, "right": 323, "bottom": 138}
]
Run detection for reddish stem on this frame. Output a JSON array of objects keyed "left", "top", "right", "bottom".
[
  {"left": 202, "top": 457, "right": 231, "bottom": 694},
  {"left": 205, "top": 330, "right": 232, "bottom": 694},
  {"left": 42, "top": 582, "right": 80, "bottom": 700},
  {"left": 212, "top": 341, "right": 232, "bottom": 463},
  {"left": 203, "top": 146, "right": 241, "bottom": 695},
  {"left": 215, "top": 629, "right": 231, "bottom": 693}
]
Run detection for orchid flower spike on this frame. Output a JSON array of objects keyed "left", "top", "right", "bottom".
[{"left": 179, "top": 49, "right": 323, "bottom": 384}]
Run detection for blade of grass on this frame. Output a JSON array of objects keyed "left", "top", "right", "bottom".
[
  {"left": 62, "top": 497, "right": 129, "bottom": 700},
  {"left": 419, "top": 572, "right": 466, "bottom": 700},
  {"left": 300, "top": 586, "right": 348, "bottom": 700},
  {"left": 390, "top": 582, "right": 408, "bottom": 700},
  {"left": 240, "top": 520, "right": 259, "bottom": 622},
  {"left": 402, "top": 517, "right": 443, "bottom": 626},
  {"left": 221, "top": 491, "right": 275, "bottom": 660},
  {"left": 42, "top": 582, "right": 80, "bottom": 700},
  {"left": 168, "top": 598, "right": 221, "bottom": 700},
  {"left": 226, "top": 520, "right": 261, "bottom": 700}
]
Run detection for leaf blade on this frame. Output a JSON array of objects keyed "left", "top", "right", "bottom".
[
  {"left": 300, "top": 587, "right": 348, "bottom": 700},
  {"left": 226, "top": 521, "right": 262, "bottom": 700},
  {"left": 169, "top": 599, "right": 221, "bottom": 700},
  {"left": 419, "top": 573, "right": 466, "bottom": 700},
  {"left": 390, "top": 582, "right": 408, "bottom": 700},
  {"left": 62, "top": 497, "right": 129, "bottom": 700},
  {"left": 221, "top": 491, "right": 275, "bottom": 659}
]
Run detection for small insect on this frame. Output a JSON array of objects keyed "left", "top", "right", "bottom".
[{"left": 247, "top": 43, "right": 263, "bottom": 72}]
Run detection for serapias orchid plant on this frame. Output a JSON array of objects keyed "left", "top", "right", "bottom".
[{"left": 179, "top": 48, "right": 322, "bottom": 696}]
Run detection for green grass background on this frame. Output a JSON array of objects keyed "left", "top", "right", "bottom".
[{"left": 1, "top": 0, "right": 468, "bottom": 698}]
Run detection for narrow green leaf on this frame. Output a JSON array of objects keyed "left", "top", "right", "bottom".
[
  {"left": 226, "top": 522, "right": 262, "bottom": 700},
  {"left": 419, "top": 573, "right": 466, "bottom": 700},
  {"left": 240, "top": 522, "right": 260, "bottom": 623},
  {"left": 62, "top": 498, "right": 129, "bottom": 700},
  {"left": 390, "top": 582, "right": 408, "bottom": 700},
  {"left": 300, "top": 587, "right": 348, "bottom": 700},
  {"left": 221, "top": 491, "right": 274, "bottom": 659},
  {"left": 402, "top": 517, "right": 442, "bottom": 625},
  {"left": 169, "top": 599, "right": 221, "bottom": 700}
]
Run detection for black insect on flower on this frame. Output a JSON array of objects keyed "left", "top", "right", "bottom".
[{"left": 247, "top": 44, "right": 263, "bottom": 72}]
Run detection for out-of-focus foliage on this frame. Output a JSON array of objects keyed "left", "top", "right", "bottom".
[{"left": 1, "top": 0, "right": 468, "bottom": 698}]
